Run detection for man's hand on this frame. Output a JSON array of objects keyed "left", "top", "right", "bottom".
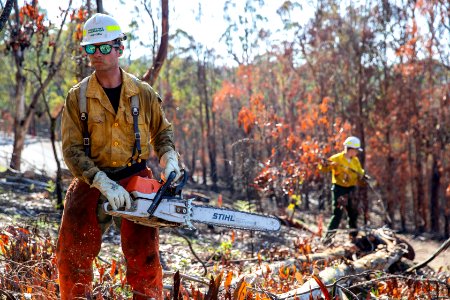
[
  {"left": 324, "top": 159, "right": 336, "bottom": 167},
  {"left": 318, "top": 158, "right": 335, "bottom": 171},
  {"left": 91, "top": 171, "right": 132, "bottom": 210},
  {"left": 160, "top": 150, "right": 181, "bottom": 182}
]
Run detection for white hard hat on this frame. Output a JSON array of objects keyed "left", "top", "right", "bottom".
[
  {"left": 343, "top": 136, "right": 363, "bottom": 151},
  {"left": 80, "top": 13, "right": 125, "bottom": 46}
]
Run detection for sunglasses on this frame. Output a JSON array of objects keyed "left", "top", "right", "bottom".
[{"left": 83, "top": 44, "right": 120, "bottom": 55}]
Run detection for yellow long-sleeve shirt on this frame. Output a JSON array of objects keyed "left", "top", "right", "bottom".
[
  {"left": 61, "top": 69, "right": 174, "bottom": 184},
  {"left": 319, "top": 151, "right": 365, "bottom": 187}
]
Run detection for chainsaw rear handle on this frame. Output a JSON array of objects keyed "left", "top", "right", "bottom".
[{"left": 147, "top": 169, "right": 187, "bottom": 217}]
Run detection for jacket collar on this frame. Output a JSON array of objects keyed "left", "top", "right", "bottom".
[{"left": 85, "top": 68, "right": 140, "bottom": 100}]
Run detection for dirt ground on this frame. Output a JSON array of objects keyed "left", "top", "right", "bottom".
[{"left": 396, "top": 233, "right": 449, "bottom": 271}]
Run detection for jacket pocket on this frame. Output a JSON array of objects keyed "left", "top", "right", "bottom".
[
  {"left": 90, "top": 114, "right": 105, "bottom": 124},
  {"left": 88, "top": 113, "right": 107, "bottom": 150}
]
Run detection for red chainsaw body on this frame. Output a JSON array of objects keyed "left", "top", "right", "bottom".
[{"left": 126, "top": 176, "right": 162, "bottom": 194}]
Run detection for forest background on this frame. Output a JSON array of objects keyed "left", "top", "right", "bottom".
[{"left": 0, "top": 0, "right": 449, "bottom": 240}]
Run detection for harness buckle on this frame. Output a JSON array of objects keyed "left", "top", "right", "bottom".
[
  {"left": 132, "top": 107, "right": 139, "bottom": 116},
  {"left": 135, "top": 132, "right": 141, "bottom": 140},
  {"left": 83, "top": 138, "right": 90, "bottom": 146}
]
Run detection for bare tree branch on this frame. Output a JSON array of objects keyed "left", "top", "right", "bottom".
[
  {"left": 0, "top": 0, "right": 13, "bottom": 32},
  {"left": 141, "top": 0, "right": 168, "bottom": 85}
]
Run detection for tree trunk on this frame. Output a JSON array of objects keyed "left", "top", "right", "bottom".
[
  {"left": 198, "top": 62, "right": 218, "bottom": 191},
  {"left": 10, "top": 69, "right": 26, "bottom": 171},
  {"left": 10, "top": 60, "right": 63, "bottom": 171},
  {"left": 0, "top": 0, "right": 14, "bottom": 32},
  {"left": 356, "top": 52, "right": 368, "bottom": 225},
  {"left": 430, "top": 157, "right": 440, "bottom": 233},
  {"left": 9, "top": 0, "right": 70, "bottom": 172},
  {"left": 50, "top": 115, "right": 63, "bottom": 208},
  {"left": 10, "top": 126, "right": 25, "bottom": 171},
  {"left": 408, "top": 137, "right": 419, "bottom": 231},
  {"left": 181, "top": 128, "right": 195, "bottom": 183},
  {"left": 188, "top": 136, "right": 197, "bottom": 183},
  {"left": 220, "top": 120, "right": 232, "bottom": 191},
  {"left": 400, "top": 187, "right": 407, "bottom": 232},
  {"left": 96, "top": 0, "right": 103, "bottom": 13},
  {"left": 142, "top": 0, "right": 169, "bottom": 86},
  {"left": 198, "top": 100, "right": 207, "bottom": 185},
  {"left": 415, "top": 140, "right": 426, "bottom": 232},
  {"left": 445, "top": 207, "right": 449, "bottom": 239}
]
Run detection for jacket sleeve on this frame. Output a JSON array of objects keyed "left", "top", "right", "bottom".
[
  {"left": 318, "top": 155, "right": 336, "bottom": 173},
  {"left": 61, "top": 87, "right": 100, "bottom": 184},
  {"left": 352, "top": 157, "right": 365, "bottom": 176},
  {"left": 143, "top": 84, "right": 175, "bottom": 160},
  {"left": 355, "top": 159, "right": 366, "bottom": 185},
  {"left": 318, "top": 162, "right": 331, "bottom": 173}
]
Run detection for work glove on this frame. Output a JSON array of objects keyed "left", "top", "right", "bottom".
[
  {"left": 160, "top": 150, "right": 181, "bottom": 182},
  {"left": 91, "top": 171, "right": 132, "bottom": 210}
]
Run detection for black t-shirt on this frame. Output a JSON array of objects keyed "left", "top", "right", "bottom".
[{"left": 103, "top": 84, "right": 122, "bottom": 113}]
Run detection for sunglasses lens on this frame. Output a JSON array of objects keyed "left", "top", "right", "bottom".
[
  {"left": 84, "top": 45, "right": 96, "bottom": 54},
  {"left": 84, "top": 44, "right": 116, "bottom": 55},
  {"left": 99, "top": 44, "right": 112, "bottom": 54}
]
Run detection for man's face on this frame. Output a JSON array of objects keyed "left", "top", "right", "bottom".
[
  {"left": 84, "top": 41, "right": 123, "bottom": 71},
  {"left": 347, "top": 148, "right": 359, "bottom": 158}
]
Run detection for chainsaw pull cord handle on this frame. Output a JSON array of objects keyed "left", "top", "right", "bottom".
[{"left": 147, "top": 171, "right": 176, "bottom": 217}]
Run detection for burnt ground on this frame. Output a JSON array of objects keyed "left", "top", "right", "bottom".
[{"left": 0, "top": 179, "right": 448, "bottom": 275}]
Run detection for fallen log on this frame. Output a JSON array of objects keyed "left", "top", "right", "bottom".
[
  {"left": 278, "top": 216, "right": 317, "bottom": 234},
  {"left": 231, "top": 228, "right": 412, "bottom": 299},
  {"left": 276, "top": 245, "right": 407, "bottom": 299},
  {"left": 5, "top": 176, "right": 51, "bottom": 188},
  {"left": 230, "top": 246, "right": 353, "bottom": 288}
]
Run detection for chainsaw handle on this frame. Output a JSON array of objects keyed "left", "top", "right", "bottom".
[
  {"left": 174, "top": 169, "right": 187, "bottom": 194},
  {"left": 147, "top": 170, "right": 189, "bottom": 217},
  {"left": 147, "top": 171, "right": 176, "bottom": 216}
]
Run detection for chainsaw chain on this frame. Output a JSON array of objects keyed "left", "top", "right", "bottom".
[{"left": 188, "top": 203, "right": 280, "bottom": 232}]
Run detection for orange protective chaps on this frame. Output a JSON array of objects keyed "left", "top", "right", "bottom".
[{"left": 56, "top": 169, "right": 163, "bottom": 300}]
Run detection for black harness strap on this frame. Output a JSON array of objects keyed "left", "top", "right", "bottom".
[
  {"left": 129, "top": 94, "right": 141, "bottom": 165},
  {"left": 78, "top": 75, "right": 142, "bottom": 165},
  {"left": 79, "top": 76, "right": 91, "bottom": 157}
]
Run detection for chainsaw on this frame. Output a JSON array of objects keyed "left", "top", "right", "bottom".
[{"left": 103, "top": 171, "right": 281, "bottom": 232}]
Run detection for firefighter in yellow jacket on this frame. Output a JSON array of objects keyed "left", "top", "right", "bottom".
[
  {"left": 56, "top": 13, "right": 180, "bottom": 300},
  {"left": 319, "top": 136, "right": 365, "bottom": 241}
]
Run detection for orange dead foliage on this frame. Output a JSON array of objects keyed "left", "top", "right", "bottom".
[
  {"left": 238, "top": 106, "right": 256, "bottom": 134},
  {"left": 213, "top": 81, "right": 245, "bottom": 112}
]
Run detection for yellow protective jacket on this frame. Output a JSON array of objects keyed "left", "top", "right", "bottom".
[
  {"left": 61, "top": 69, "right": 174, "bottom": 184},
  {"left": 319, "top": 151, "right": 365, "bottom": 187}
]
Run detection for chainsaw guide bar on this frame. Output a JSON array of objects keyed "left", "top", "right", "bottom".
[{"left": 103, "top": 171, "right": 281, "bottom": 232}]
